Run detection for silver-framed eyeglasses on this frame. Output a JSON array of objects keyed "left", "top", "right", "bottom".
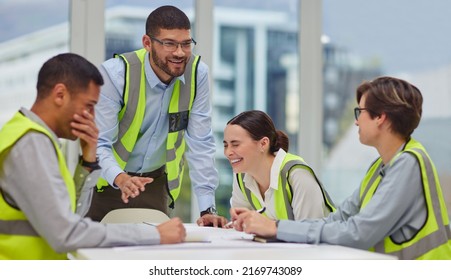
[{"left": 149, "top": 36, "right": 197, "bottom": 52}]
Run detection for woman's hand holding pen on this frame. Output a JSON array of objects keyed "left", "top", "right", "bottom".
[
  {"left": 227, "top": 207, "right": 249, "bottom": 228},
  {"left": 226, "top": 207, "right": 266, "bottom": 228},
  {"left": 228, "top": 207, "right": 276, "bottom": 237},
  {"left": 230, "top": 207, "right": 266, "bottom": 231}
]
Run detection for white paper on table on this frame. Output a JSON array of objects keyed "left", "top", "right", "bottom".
[{"left": 184, "top": 224, "right": 254, "bottom": 242}]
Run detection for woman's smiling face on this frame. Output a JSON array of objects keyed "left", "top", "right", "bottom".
[{"left": 223, "top": 124, "right": 263, "bottom": 174}]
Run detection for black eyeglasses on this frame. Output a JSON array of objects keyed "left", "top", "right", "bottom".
[
  {"left": 149, "top": 36, "right": 197, "bottom": 52},
  {"left": 354, "top": 107, "right": 373, "bottom": 120}
]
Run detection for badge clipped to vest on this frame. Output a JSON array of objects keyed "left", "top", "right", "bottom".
[{"left": 169, "top": 111, "right": 189, "bottom": 132}]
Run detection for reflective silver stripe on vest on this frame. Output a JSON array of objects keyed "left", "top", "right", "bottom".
[
  {"left": 167, "top": 173, "right": 180, "bottom": 191},
  {"left": 359, "top": 159, "right": 382, "bottom": 208},
  {"left": 0, "top": 219, "right": 38, "bottom": 236},
  {"left": 167, "top": 154, "right": 184, "bottom": 191},
  {"left": 167, "top": 55, "right": 197, "bottom": 192},
  {"left": 279, "top": 161, "right": 305, "bottom": 220},
  {"left": 237, "top": 173, "right": 260, "bottom": 211},
  {"left": 282, "top": 160, "right": 336, "bottom": 213},
  {"left": 113, "top": 51, "right": 143, "bottom": 163},
  {"left": 167, "top": 132, "right": 185, "bottom": 191},
  {"left": 166, "top": 131, "right": 184, "bottom": 162},
  {"left": 374, "top": 148, "right": 451, "bottom": 259}
]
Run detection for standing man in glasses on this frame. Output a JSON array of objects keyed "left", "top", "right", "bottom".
[{"left": 85, "top": 5, "right": 227, "bottom": 227}]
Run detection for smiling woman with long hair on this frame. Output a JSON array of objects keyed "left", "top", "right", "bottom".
[{"left": 223, "top": 110, "right": 335, "bottom": 222}]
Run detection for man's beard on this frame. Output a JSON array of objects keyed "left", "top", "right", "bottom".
[{"left": 151, "top": 48, "right": 187, "bottom": 78}]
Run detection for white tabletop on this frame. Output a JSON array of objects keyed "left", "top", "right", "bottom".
[{"left": 71, "top": 224, "right": 397, "bottom": 260}]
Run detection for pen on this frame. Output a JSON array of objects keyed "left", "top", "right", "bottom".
[{"left": 225, "top": 207, "right": 266, "bottom": 228}]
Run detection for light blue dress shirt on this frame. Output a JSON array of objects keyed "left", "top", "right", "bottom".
[{"left": 95, "top": 51, "right": 218, "bottom": 212}]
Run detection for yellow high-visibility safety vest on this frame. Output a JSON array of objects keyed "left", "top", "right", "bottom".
[
  {"left": 0, "top": 112, "right": 76, "bottom": 259},
  {"left": 96, "top": 49, "right": 200, "bottom": 207},
  {"left": 236, "top": 152, "right": 335, "bottom": 220},
  {"left": 360, "top": 138, "right": 451, "bottom": 259}
]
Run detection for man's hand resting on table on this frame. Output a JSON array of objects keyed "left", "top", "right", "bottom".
[
  {"left": 196, "top": 214, "right": 228, "bottom": 228},
  {"left": 157, "top": 217, "right": 186, "bottom": 244}
]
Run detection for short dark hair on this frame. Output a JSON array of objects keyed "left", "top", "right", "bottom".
[
  {"left": 227, "top": 110, "right": 289, "bottom": 153},
  {"left": 36, "top": 53, "right": 104, "bottom": 100},
  {"left": 146, "top": 5, "right": 191, "bottom": 36},
  {"left": 356, "top": 76, "right": 423, "bottom": 139}
]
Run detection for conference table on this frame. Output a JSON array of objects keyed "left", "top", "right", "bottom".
[{"left": 71, "top": 224, "right": 396, "bottom": 260}]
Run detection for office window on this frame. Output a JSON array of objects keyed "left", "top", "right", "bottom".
[
  {"left": 212, "top": 0, "right": 300, "bottom": 217},
  {"left": 322, "top": 0, "right": 451, "bottom": 215},
  {"left": 0, "top": 1, "right": 69, "bottom": 128}
]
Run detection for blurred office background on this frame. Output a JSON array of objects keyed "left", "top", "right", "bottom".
[{"left": 1, "top": 0, "right": 450, "bottom": 221}]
